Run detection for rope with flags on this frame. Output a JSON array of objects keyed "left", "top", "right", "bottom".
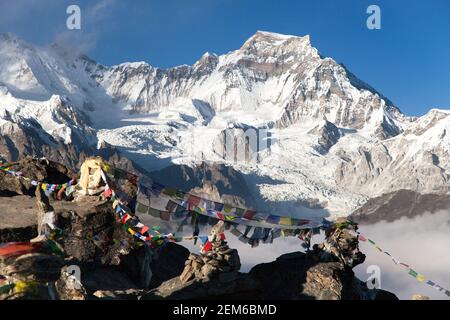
[
  {"left": 358, "top": 232, "right": 450, "bottom": 298},
  {"left": 0, "top": 165, "right": 75, "bottom": 198}
]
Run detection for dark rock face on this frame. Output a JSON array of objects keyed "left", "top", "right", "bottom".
[
  {"left": 148, "top": 243, "right": 190, "bottom": 288},
  {"left": 250, "top": 252, "right": 362, "bottom": 300},
  {"left": 350, "top": 189, "right": 450, "bottom": 224},
  {"left": 149, "top": 162, "right": 256, "bottom": 208},
  {"left": 308, "top": 120, "right": 341, "bottom": 153},
  {"left": 54, "top": 197, "right": 119, "bottom": 263}
]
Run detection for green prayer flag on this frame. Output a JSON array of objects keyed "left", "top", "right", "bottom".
[
  {"left": 0, "top": 283, "right": 15, "bottom": 295},
  {"left": 408, "top": 269, "right": 418, "bottom": 278},
  {"left": 136, "top": 202, "right": 149, "bottom": 214},
  {"left": 162, "top": 187, "right": 177, "bottom": 197},
  {"left": 235, "top": 208, "right": 245, "bottom": 217},
  {"left": 368, "top": 239, "right": 376, "bottom": 245},
  {"left": 148, "top": 208, "right": 160, "bottom": 218},
  {"left": 223, "top": 204, "right": 233, "bottom": 213}
]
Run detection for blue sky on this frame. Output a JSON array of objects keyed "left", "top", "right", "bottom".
[{"left": 0, "top": 0, "right": 449, "bottom": 116}]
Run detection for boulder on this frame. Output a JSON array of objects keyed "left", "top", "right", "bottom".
[{"left": 0, "top": 195, "right": 38, "bottom": 243}]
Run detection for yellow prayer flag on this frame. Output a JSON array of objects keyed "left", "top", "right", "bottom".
[
  {"left": 416, "top": 274, "right": 426, "bottom": 282},
  {"left": 101, "top": 162, "right": 113, "bottom": 173},
  {"left": 14, "top": 281, "right": 39, "bottom": 295},
  {"left": 280, "top": 217, "right": 292, "bottom": 226}
]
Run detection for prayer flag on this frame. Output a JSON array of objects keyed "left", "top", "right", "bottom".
[
  {"left": 159, "top": 211, "right": 170, "bottom": 221},
  {"left": 399, "top": 262, "right": 410, "bottom": 268},
  {"left": 162, "top": 187, "right": 178, "bottom": 197},
  {"left": 416, "top": 274, "right": 426, "bottom": 282},
  {"left": 408, "top": 269, "right": 418, "bottom": 278},
  {"left": 103, "top": 187, "right": 112, "bottom": 198},
  {"left": 267, "top": 215, "right": 280, "bottom": 224},
  {"left": 165, "top": 200, "right": 179, "bottom": 213},
  {"left": 280, "top": 217, "right": 292, "bottom": 226},
  {"left": 243, "top": 210, "right": 256, "bottom": 220},
  {"left": 136, "top": 202, "right": 149, "bottom": 214},
  {"left": 202, "top": 241, "right": 212, "bottom": 252},
  {"left": 148, "top": 208, "right": 161, "bottom": 218},
  {"left": 426, "top": 280, "right": 435, "bottom": 287},
  {"left": 214, "top": 202, "right": 224, "bottom": 212},
  {"left": 187, "top": 195, "right": 201, "bottom": 210},
  {"left": 199, "top": 236, "right": 208, "bottom": 244}
]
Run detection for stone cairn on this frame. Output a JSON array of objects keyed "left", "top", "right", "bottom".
[
  {"left": 180, "top": 221, "right": 241, "bottom": 283},
  {"left": 312, "top": 217, "right": 366, "bottom": 268}
]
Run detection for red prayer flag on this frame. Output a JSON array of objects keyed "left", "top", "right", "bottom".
[
  {"left": 103, "top": 187, "right": 112, "bottom": 198},
  {"left": 203, "top": 241, "right": 212, "bottom": 253},
  {"left": 0, "top": 242, "right": 42, "bottom": 259},
  {"left": 243, "top": 210, "right": 256, "bottom": 220}
]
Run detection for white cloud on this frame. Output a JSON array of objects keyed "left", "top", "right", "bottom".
[{"left": 354, "top": 210, "right": 450, "bottom": 300}]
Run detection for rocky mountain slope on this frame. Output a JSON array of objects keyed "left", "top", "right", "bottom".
[
  {"left": 0, "top": 31, "right": 448, "bottom": 219},
  {"left": 350, "top": 190, "right": 450, "bottom": 224}
]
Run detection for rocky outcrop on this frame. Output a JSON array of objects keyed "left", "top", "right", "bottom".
[
  {"left": 350, "top": 190, "right": 450, "bottom": 224},
  {"left": 144, "top": 250, "right": 396, "bottom": 300},
  {"left": 179, "top": 221, "right": 241, "bottom": 283},
  {"left": 144, "top": 219, "right": 396, "bottom": 300},
  {"left": 308, "top": 119, "right": 341, "bottom": 153},
  {"left": 149, "top": 162, "right": 256, "bottom": 208}
]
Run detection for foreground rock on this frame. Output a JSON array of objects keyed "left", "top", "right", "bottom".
[
  {"left": 143, "top": 250, "right": 396, "bottom": 300},
  {"left": 143, "top": 219, "right": 397, "bottom": 300}
]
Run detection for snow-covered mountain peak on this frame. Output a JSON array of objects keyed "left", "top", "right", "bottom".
[
  {"left": 236, "top": 31, "right": 317, "bottom": 65},
  {"left": 0, "top": 32, "right": 448, "bottom": 219},
  {"left": 241, "top": 30, "right": 310, "bottom": 48}
]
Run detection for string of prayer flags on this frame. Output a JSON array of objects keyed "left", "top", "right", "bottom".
[
  {"left": 0, "top": 167, "right": 73, "bottom": 195},
  {"left": 359, "top": 232, "right": 450, "bottom": 298},
  {"left": 135, "top": 179, "right": 323, "bottom": 231}
]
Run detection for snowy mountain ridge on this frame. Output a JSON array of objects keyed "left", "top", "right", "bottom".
[{"left": 0, "top": 31, "right": 448, "bottom": 219}]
